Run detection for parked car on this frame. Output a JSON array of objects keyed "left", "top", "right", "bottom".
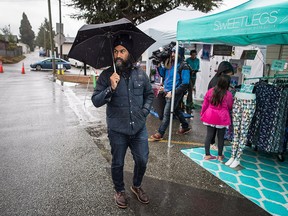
[
  {"left": 68, "top": 58, "right": 90, "bottom": 68},
  {"left": 39, "top": 50, "right": 46, "bottom": 57},
  {"left": 30, "top": 58, "right": 71, "bottom": 71}
]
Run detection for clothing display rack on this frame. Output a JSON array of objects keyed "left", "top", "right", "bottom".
[
  {"left": 243, "top": 73, "right": 288, "bottom": 162},
  {"left": 244, "top": 73, "right": 288, "bottom": 81}
]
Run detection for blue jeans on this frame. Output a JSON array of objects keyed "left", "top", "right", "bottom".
[
  {"left": 158, "top": 94, "right": 189, "bottom": 136},
  {"left": 108, "top": 126, "right": 149, "bottom": 192}
]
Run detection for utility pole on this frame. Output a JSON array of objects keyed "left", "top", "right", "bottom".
[
  {"left": 59, "top": 0, "right": 63, "bottom": 59},
  {"left": 44, "top": 29, "right": 46, "bottom": 53},
  {"left": 48, "top": 0, "right": 56, "bottom": 82}
]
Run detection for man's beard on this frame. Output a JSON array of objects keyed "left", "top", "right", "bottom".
[{"left": 115, "top": 56, "right": 132, "bottom": 74}]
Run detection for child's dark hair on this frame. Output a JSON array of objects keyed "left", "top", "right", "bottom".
[
  {"left": 190, "top": 50, "right": 197, "bottom": 55},
  {"left": 215, "top": 61, "right": 234, "bottom": 77},
  {"left": 211, "top": 75, "right": 231, "bottom": 106}
]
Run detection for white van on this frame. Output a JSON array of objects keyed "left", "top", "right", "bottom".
[{"left": 68, "top": 58, "right": 90, "bottom": 68}]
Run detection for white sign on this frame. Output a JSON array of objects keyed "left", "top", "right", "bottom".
[
  {"left": 54, "top": 33, "right": 66, "bottom": 46},
  {"left": 240, "top": 84, "right": 254, "bottom": 93},
  {"left": 271, "top": 60, "right": 286, "bottom": 71},
  {"left": 242, "top": 65, "right": 252, "bottom": 75},
  {"left": 56, "top": 23, "right": 64, "bottom": 34}
]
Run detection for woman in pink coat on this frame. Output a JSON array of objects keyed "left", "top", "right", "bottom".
[{"left": 201, "top": 75, "right": 233, "bottom": 161}]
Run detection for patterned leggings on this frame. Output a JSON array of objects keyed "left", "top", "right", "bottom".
[{"left": 231, "top": 98, "right": 256, "bottom": 160}]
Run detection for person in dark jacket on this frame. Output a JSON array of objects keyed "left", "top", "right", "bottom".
[
  {"left": 207, "top": 61, "right": 234, "bottom": 150},
  {"left": 91, "top": 34, "right": 154, "bottom": 209},
  {"left": 150, "top": 45, "right": 191, "bottom": 141},
  {"left": 208, "top": 61, "right": 234, "bottom": 90}
]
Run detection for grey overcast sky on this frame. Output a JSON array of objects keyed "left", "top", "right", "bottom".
[
  {"left": 0, "top": 0, "right": 248, "bottom": 38},
  {"left": 0, "top": 0, "right": 86, "bottom": 37}
]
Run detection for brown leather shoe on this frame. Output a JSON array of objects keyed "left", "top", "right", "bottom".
[
  {"left": 150, "top": 133, "right": 163, "bottom": 141},
  {"left": 130, "top": 186, "right": 149, "bottom": 204},
  {"left": 114, "top": 191, "right": 128, "bottom": 209},
  {"left": 177, "top": 127, "right": 191, "bottom": 135}
]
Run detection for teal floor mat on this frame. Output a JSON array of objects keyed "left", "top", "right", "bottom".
[{"left": 181, "top": 146, "right": 288, "bottom": 216}]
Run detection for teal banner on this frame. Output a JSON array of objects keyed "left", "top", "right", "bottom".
[{"left": 177, "top": 0, "right": 288, "bottom": 46}]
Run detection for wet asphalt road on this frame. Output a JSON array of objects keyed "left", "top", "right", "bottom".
[{"left": 0, "top": 52, "right": 270, "bottom": 215}]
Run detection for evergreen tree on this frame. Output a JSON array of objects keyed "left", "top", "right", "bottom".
[
  {"left": 67, "top": 0, "right": 222, "bottom": 25},
  {"left": 35, "top": 18, "right": 55, "bottom": 55},
  {"left": 19, "top": 12, "right": 35, "bottom": 51}
]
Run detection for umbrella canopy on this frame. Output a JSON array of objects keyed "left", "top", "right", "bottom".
[
  {"left": 68, "top": 18, "right": 156, "bottom": 69},
  {"left": 177, "top": 0, "right": 288, "bottom": 46}
]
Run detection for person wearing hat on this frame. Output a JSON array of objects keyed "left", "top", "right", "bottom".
[
  {"left": 91, "top": 34, "right": 154, "bottom": 209},
  {"left": 207, "top": 61, "right": 234, "bottom": 150},
  {"left": 150, "top": 45, "right": 191, "bottom": 141}
]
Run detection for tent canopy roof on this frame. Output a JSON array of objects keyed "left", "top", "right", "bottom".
[
  {"left": 138, "top": 6, "right": 206, "bottom": 33},
  {"left": 177, "top": 0, "right": 288, "bottom": 46}
]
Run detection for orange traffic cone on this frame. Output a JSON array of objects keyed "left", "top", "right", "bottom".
[
  {"left": 21, "top": 63, "right": 25, "bottom": 74},
  {"left": 0, "top": 62, "right": 3, "bottom": 73}
]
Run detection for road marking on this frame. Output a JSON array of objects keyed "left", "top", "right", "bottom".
[{"left": 149, "top": 139, "right": 203, "bottom": 146}]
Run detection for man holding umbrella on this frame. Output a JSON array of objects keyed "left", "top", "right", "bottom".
[{"left": 91, "top": 34, "right": 154, "bottom": 209}]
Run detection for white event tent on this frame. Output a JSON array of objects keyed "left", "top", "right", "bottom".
[
  {"left": 137, "top": 6, "right": 206, "bottom": 74},
  {"left": 137, "top": 3, "right": 264, "bottom": 100}
]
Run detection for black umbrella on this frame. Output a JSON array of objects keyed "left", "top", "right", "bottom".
[{"left": 68, "top": 18, "right": 156, "bottom": 70}]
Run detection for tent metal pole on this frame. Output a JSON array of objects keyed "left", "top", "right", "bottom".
[{"left": 168, "top": 41, "right": 179, "bottom": 148}]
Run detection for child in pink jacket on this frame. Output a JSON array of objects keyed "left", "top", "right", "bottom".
[{"left": 201, "top": 75, "right": 233, "bottom": 161}]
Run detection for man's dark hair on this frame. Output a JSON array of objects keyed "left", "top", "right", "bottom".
[{"left": 190, "top": 50, "right": 197, "bottom": 55}]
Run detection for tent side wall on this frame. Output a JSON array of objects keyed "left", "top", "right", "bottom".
[{"left": 137, "top": 6, "right": 207, "bottom": 76}]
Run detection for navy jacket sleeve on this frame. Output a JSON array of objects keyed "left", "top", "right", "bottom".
[{"left": 91, "top": 68, "right": 114, "bottom": 108}]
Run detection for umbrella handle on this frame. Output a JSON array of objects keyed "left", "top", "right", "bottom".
[
  {"left": 109, "top": 37, "right": 117, "bottom": 72},
  {"left": 113, "top": 61, "right": 116, "bottom": 72}
]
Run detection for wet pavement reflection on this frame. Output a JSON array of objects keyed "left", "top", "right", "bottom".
[
  {"left": 0, "top": 53, "right": 271, "bottom": 215},
  {"left": 80, "top": 84, "right": 270, "bottom": 215}
]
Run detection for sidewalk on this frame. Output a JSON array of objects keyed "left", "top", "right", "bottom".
[
  {"left": 71, "top": 83, "right": 271, "bottom": 215},
  {"left": 0, "top": 70, "right": 134, "bottom": 215},
  {"left": 0, "top": 58, "right": 270, "bottom": 215}
]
